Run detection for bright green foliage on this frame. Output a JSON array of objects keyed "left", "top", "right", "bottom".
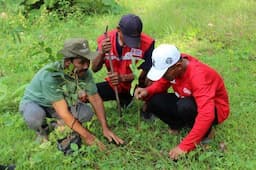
[
  {"left": 129, "top": 57, "right": 144, "bottom": 129},
  {"left": 1, "top": 0, "right": 256, "bottom": 169},
  {"left": 47, "top": 63, "right": 86, "bottom": 106},
  {"left": 19, "top": 0, "right": 122, "bottom": 16}
]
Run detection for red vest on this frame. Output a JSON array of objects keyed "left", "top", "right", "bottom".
[{"left": 97, "top": 29, "right": 154, "bottom": 93}]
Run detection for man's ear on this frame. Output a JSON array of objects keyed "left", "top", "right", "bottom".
[
  {"left": 175, "top": 62, "right": 183, "bottom": 70},
  {"left": 117, "top": 26, "right": 121, "bottom": 32}
]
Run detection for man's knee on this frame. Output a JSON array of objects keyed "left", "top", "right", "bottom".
[
  {"left": 177, "top": 97, "right": 197, "bottom": 116},
  {"left": 147, "top": 94, "right": 162, "bottom": 109},
  {"left": 71, "top": 103, "right": 94, "bottom": 123},
  {"left": 20, "top": 102, "right": 46, "bottom": 130}
]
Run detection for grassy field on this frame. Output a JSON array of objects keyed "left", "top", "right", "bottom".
[{"left": 1, "top": 0, "right": 256, "bottom": 169}]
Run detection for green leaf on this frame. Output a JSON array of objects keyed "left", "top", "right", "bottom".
[
  {"left": 129, "top": 57, "right": 144, "bottom": 96},
  {"left": 70, "top": 143, "right": 79, "bottom": 151},
  {"left": 71, "top": 93, "right": 78, "bottom": 100},
  {"left": 45, "top": 47, "right": 52, "bottom": 54},
  {"left": 62, "top": 84, "right": 68, "bottom": 95},
  {"left": 130, "top": 79, "right": 137, "bottom": 96}
]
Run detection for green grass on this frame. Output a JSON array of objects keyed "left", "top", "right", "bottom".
[{"left": 1, "top": 0, "right": 256, "bottom": 169}]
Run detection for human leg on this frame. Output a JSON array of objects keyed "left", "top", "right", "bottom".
[
  {"left": 96, "top": 82, "right": 116, "bottom": 101},
  {"left": 96, "top": 81, "right": 133, "bottom": 108},
  {"left": 119, "top": 92, "right": 133, "bottom": 108},
  {"left": 19, "top": 102, "right": 49, "bottom": 142},
  {"left": 19, "top": 102, "right": 46, "bottom": 132},
  {"left": 176, "top": 96, "right": 197, "bottom": 127},
  {"left": 70, "top": 102, "right": 94, "bottom": 123},
  {"left": 146, "top": 93, "right": 184, "bottom": 130}
]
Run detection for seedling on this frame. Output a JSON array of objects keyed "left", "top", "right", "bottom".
[{"left": 129, "top": 57, "right": 144, "bottom": 130}]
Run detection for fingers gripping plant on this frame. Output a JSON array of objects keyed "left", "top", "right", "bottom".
[{"left": 129, "top": 57, "right": 144, "bottom": 130}]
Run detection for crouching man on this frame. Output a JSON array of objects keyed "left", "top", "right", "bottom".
[
  {"left": 19, "top": 38, "right": 124, "bottom": 150},
  {"left": 135, "top": 44, "right": 229, "bottom": 160}
]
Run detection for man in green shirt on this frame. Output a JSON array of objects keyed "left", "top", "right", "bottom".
[{"left": 19, "top": 38, "right": 124, "bottom": 149}]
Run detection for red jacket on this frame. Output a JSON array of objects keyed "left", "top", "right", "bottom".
[
  {"left": 146, "top": 54, "right": 230, "bottom": 151},
  {"left": 97, "top": 29, "right": 154, "bottom": 93}
]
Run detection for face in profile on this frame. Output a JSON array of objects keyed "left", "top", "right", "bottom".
[
  {"left": 72, "top": 58, "right": 90, "bottom": 74},
  {"left": 163, "top": 61, "right": 182, "bottom": 81}
]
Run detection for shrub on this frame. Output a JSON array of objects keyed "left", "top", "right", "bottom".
[{"left": 19, "top": 0, "right": 122, "bottom": 17}]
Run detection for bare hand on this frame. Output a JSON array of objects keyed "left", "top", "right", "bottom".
[
  {"left": 103, "top": 128, "right": 124, "bottom": 145},
  {"left": 78, "top": 90, "right": 88, "bottom": 102},
  {"left": 82, "top": 134, "right": 106, "bottom": 151},
  {"left": 134, "top": 87, "right": 148, "bottom": 100},
  {"left": 169, "top": 146, "right": 187, "bottom": 160},
  {"left": 108, "top": 72, "right": 120, "bottom": 86},
  {"left": 101, "top": 37, "right": 111, "bottom": 54}
]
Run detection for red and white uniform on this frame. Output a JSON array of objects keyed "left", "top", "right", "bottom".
[
  {"left": 97, "top": 29, "right": 154, "bottom": 93},
  {"left": 146, "top": 54, "right": 230, "bottom": 151}
]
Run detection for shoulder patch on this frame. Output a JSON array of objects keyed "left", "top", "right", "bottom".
[{"left": 130, "top": 48, "right": 142, "bottom": 57}]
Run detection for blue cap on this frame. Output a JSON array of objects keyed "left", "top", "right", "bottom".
[{"left": 118, "top": 14, "right": 143, "bottom": 48}]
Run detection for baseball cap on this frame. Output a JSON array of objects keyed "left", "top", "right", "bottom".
[
  {"left": 147, "top": 44, "right": 181, "bottom": 81},
  {"left": 118, "top": 14, "right": 143, "bottom": 48},
  {"left": 59, "top": 38, "right": 97, "bottom": 60}
]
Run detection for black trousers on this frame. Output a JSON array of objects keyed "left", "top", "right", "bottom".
[
  {"left": 146, "top": 93, "right": 218, "bottom": 136},
  {"left": 96, "top": 81, "right": 133, "bottom": 107}
]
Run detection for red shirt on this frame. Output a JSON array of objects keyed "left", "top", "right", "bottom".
[
  {"left": 146, "top": 54, "right": 230, "bottom": 151},
  {"left": 97, "top": 29, "right": 154, "bottom": 93}
]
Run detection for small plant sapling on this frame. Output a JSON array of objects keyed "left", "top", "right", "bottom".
[{"left": 129, "top": 57, "right": 144, "bottom": 130}]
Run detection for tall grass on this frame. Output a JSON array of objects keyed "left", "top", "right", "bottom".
[{"left": 0, "top": 0, "right": 256, "bottom": 169}]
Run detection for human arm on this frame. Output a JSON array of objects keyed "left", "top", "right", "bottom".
[
  {"left": 52, "top": 99, "right": 100, "bottom": 146},
  {"left": 107, "top": 72, "right": 134, "bottom": 86},
  {"left": 88, "top": 93, "right": 124, "bottom": 145},
  {"left": 134, "top": 78, "right": 171, "bottom": 100},
  {"left": 177, "top": 74, "right": 217, "bottom": 152},
  {"left": 92, "top": 36, "right": 111, "bottom": 72},
  {"left": 146, "top": 78, "right": 171, "bottom": 98}
]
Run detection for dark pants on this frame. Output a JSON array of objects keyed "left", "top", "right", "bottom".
[
  {"left": 146, "top": 93, "right": 218, "bottom": 136},
  {"left": 96, "top": 81, "right": 133, "bottom": 107}
]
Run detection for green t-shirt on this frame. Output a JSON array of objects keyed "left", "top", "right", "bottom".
[{"left": 21, "top": 61, "right": 98, "bottom": 107}]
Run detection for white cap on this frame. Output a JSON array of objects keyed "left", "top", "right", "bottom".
[{"left": 147, "top": 44, "right": 180, "bottom": 81}]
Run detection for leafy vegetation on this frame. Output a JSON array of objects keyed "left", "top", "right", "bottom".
[
  {"left": 0, "top": 0, "right": 256, "bottom": 169},
  {"left": 129, "top": 58, "right": 144, "bottom": 130},
  {"left": 19, "top": 0, "right": 122, "bottom": 17}
]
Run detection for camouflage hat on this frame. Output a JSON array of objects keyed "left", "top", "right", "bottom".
[{"left": 59, "top": 38, "right": 97, "bottom": 60}]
